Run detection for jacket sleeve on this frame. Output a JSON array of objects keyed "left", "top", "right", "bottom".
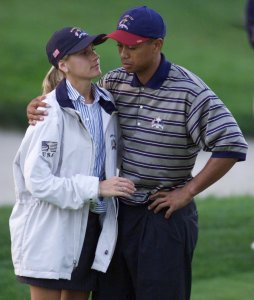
[{"left": 22, "top": 106, "right": 99, "bottom": 210}]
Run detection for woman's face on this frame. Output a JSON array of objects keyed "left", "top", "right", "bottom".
[{"left": 60, "top": 45, "right": 101, "bottom": 81}]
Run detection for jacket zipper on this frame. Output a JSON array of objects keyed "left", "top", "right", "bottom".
[
  {"left": 65, "top": 109, "right": 95, "bottom": 269},
  {"left": 105, "top": 111, "right": 118, "bottom": 259},
  {"left": 110, "top": 199, "right": 119, "bottom": 260},
  {"left": 65, "top": 107, "right": 116, "bottom": 267}
]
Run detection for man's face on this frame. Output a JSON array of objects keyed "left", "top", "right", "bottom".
[{"left": 116, "top": 39, "right": 160, "bottom": 75}]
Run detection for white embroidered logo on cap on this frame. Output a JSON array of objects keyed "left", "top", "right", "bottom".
[
  {"left": 70, "top": 27, "right": 88, "bottom": 39},
  {"left": 118, "top": 15, "right": 134, "bottom": 31}
]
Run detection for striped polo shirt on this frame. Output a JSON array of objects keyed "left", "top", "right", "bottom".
[
  {"left": 66, "top": 80, "right": 107, "bottom": 213},
  {"left": 98, "top": 54, "right": 248, "bottom": 205}
]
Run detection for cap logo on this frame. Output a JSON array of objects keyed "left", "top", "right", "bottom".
[
  {"left": 53, "top": 49, "right": 60, "bottom": 58},
  {"left": 118, "top": 15, "right": 134, "bottom": 31},
  {"left": 70, "top": 27, "right": 88, "bottom": 39}
]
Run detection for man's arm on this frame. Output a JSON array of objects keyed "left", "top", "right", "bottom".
[
  {"left": 27, "top": 71, "right": 110, "bottom": 125},
  {"left": 148, "top": 157, "right": 237, "bottom": 219},
  {"left": 27, "top": 95, "right": 48, "bottom": 125}
]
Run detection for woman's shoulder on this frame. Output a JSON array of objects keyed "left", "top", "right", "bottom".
[
  {"left": 35, "top": 90, "right": 61, "bottom": 121},
  {"left": 44, "top": 90, "right": 58, "bottom": 106}
]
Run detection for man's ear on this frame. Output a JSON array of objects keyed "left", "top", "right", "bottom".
[{"left": 154, "top": 38, "right": 164, "bottom": 51}]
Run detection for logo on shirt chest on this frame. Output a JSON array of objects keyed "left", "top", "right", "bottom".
[{"left": 151, "top": 117, "right": 164, "bottom": 130}]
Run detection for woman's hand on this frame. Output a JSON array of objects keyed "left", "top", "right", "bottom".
[{"left": 99, "top": 177, "right": 136, "bottom": 198}]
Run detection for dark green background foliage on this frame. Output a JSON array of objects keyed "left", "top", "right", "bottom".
[{"left": 1, "top": 0, "right": 254, "bottom": 135}]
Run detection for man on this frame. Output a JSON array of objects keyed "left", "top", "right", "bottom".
[
  {"left": 27, "top": 6, "right": 248, "bottom": 300},
  {"left": 246, "top": 0, "right": 254, "bottom": 47}
]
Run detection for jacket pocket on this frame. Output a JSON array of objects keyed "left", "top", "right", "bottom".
[
  {"left": 9, "top": 201, "right": 37, "bottom": 267},
  {"left": 20, "top": 201, "right": 40, "bottom": 257}
]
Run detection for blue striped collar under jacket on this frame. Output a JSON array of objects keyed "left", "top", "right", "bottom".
[
  {"left": 66, "top": 79, "right": 104, "bottom": 105},
  {"left": 55, "top": 79, "right": 117, "bottom": 115}
]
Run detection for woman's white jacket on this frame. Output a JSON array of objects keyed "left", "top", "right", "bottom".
[{"left": 9, "top": 80, "right": 119, "bottom": 280}]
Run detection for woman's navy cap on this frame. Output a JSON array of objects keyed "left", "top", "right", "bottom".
[
  {"left": 107, "top": 6, "right": 166, "bottom": 46},
  {"left": 46, "top": 27, "right": 106, "bottom": 67}
]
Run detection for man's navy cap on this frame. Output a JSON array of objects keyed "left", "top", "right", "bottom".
[
  {"left": 46, "top": 27, "right": 106, "bottom": 67},
  {"left": 107, "top": 6, "right": 166, "bottom": 46}
]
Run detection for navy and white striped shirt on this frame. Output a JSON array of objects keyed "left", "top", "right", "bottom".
[
  {"left": 99, "top": 54, "right": 248, "bottom": 205},
  {"left": 66, "top": 80, "right": 106, "bottom": 213}
]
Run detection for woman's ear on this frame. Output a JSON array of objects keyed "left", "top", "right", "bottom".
[{"left": 58, "top": 60, "right": 68, "bottom": 73}]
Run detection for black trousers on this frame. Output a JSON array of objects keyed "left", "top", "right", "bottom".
[{"left": 93, "top": 200, "right": 198, "bottom": 300}]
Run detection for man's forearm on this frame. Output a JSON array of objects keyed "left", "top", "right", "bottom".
[{"left": 185, "top": 157, "right": 238, "bottom": 198}]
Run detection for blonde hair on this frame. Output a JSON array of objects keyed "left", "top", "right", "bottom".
[{"left": 42, "top": 66, "right": 64, "bottom": 95}]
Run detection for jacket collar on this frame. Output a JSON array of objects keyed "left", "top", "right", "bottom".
[
  {"left": 131, "top": 53, "right": 171, "bottom": 89},
  {"left": 55, "top": 79, "right": 117, "bottom": 115}
]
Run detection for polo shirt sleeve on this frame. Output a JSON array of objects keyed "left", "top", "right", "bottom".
[
  {"left": 97, "top": 73, "right": 110, "bottom": 89},
  {"left": 186, "top": 88, "right": 248, "bottom": 161},
  {"left": 97, "top": 69, "right": 121, "bottom": 90}
]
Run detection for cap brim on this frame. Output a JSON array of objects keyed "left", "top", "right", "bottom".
[
  {"left": 93, "top": 34, "right": 108, "bottom": 45},
  {"left": 106, "top": 30, "right": 149, "bottom": 46},
  {"left": 67, "top": 33, "right": 107, "bottom": 55}
]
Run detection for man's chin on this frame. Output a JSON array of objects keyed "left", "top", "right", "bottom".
[{"left": 122, "top": 64, "right": 134, "bottom": 73}]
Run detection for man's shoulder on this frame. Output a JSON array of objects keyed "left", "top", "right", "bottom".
[
  {"left": 103, "top": 67, "right": 130, "bottom": 80},
  {"left": 170, "top": 63, "right": 200, "bottom": 83},
  {"left": 169, "top": 63, "right": 211, "bottom": 93},
  {"left": 98, "top": 67, "right": 132, "bottom": 90}
]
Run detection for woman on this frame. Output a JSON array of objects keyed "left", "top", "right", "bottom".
[{"left": 9, "top": 26, "right": 135, "bottom": 300}]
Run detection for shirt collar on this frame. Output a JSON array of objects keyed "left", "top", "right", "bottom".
[
  {"left": 55, "top": 79, "right": 116, "bottom": 114},
  {"left": 131, "top": 53, "right": 171, "bottom": 89},
  {"left": 66, "top": 79, "right": 105, "bottom": 104}
]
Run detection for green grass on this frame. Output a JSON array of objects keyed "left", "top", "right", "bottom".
[
  {"left": 0, "top": 206, "right": 29, "bottom": 299},
  {"left": 1, "top": 0, "right": 254, "bottom": 135},
  {"left": 1, "top": 196, "right": 254, "bottom": 299},
  {"left": 192, "top": 271, "right": 254, "bottom": 300}
]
